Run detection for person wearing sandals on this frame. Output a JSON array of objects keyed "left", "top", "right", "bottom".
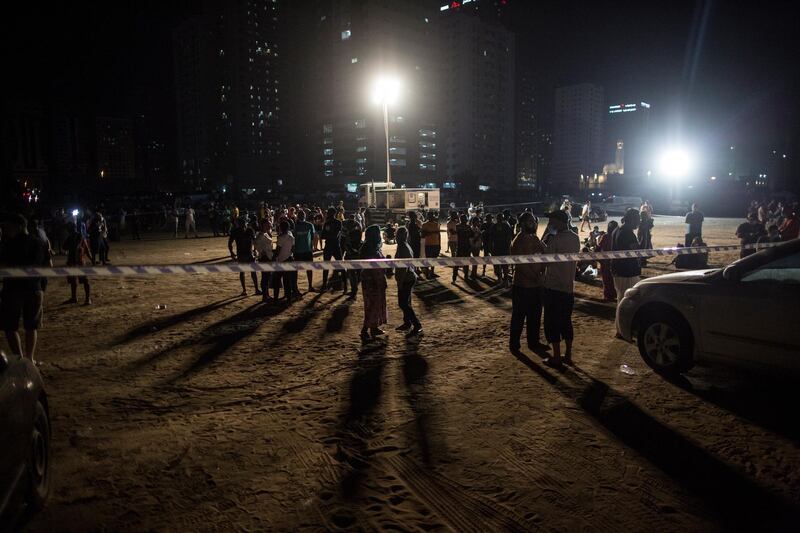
[{"left": 359, "top": 225, "right": 388, "bottom": 341}]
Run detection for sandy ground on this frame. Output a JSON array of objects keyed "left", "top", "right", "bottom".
[{"left": 17, "top": 216, "right": 800, "bottom": 531}]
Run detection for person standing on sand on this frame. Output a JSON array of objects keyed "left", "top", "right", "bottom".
[
  {"left": 406, "top": 211, "right": 422, "bottom": 259},
  {"left": 684, "top": 203, "right": 704, "bottom": 247},
  {"left": 611, "top": 209, "right": 641, "bottom": 301},
  {"left": 446, "top": 211, "right": 459, "bottom": 255},
  {"left": 359, "top": 225, "right": 388, "bottom": 341},
  {"left": 273, "top": 220, "right": 297, "bottom": 301},
  {"left": 228, "top": 218, "right": 260, "bottom": 296},
  {"left": 579, "top": 201, "right": 591, "bottom": 232},
  {"left": 63, "top": 223, "right": 92, "bottom": 305},
  {"left": 421, "top": 211, "right": 441, "bottom": 279},
  {"left": 509, "top": 212, "right": 546, "bottom": 353},
  {"left": 185, "top": 205, "right": 198, "bottom": 239},
  {"left": 293, "top": 209, "right": 316, "bottom": 292},
  {"left": 541, "top": 210, "right": 580, "bottom": 368},
  {"left": 597, "top": 220, "right": 619, "bottom": 302},
  {"left": 254, "top": 219, "right": 274, "bottom": 302},
  {"left": 0, "top": 213, "right": 51, "bottom": 363},
  {"left": 321, "top": 207, "right": 344, "bottom": 291},
  {"left": 492, "top": 213, "right": 513, "bottom": 285},
  {"left": 394, "top": 226, "right": 423, "bottom": 336}
]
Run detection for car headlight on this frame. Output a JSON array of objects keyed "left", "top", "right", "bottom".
[{"left": 624, "top": 287, "right": 640, "bottom": 299}]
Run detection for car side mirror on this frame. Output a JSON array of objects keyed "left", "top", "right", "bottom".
[{"left": 722, "top": 265, "right": 741, "bottom": 282}]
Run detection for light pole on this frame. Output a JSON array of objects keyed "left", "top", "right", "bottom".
[{"left": 371, "top": 76, "right": 400, "bottom": 186}]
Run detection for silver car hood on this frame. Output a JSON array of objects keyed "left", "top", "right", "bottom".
[{"left": 637, "top": 269, "right": 718, "bottom": 285}]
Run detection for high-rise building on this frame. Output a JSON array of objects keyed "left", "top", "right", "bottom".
[
  {"left": 296, "top": 0, "right": 440, "bottom": 191},
  {"left": 439, "top": 8, "right": 515, "bottom": 191},
  {"left": 516, "top": 66, "right": 538, "bottom": 190},
  {"left": 603, "top": 100, "right": 652, "bottom": 192},
  {"left": 173, "top": 0, "right": 282, "bottom": 191},
  {"left": 552, "top": 83, "right": 604, "bottom": 192},
  {"left": 1, "top": 101, "right": 49, "bottom": 193},
  {"left": 95, "top": 117, "right": 136, "bottom": 181}
]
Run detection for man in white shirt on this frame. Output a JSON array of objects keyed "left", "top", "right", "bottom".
[
  {"left": 579, "top": 201, "right": 591, "bottom": 232},
  {"left": 185, "top": 206, "right": 198, "bottom": 238},
  {"left": 254, "top": 222, "right": 274, "bottom": 301},
  {"left": 542, "top": 210, "right": 581, "bottom": 368}
]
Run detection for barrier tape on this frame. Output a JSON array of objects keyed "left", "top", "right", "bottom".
[{"left": 0, "top": 242, "right": 781, "bottom": 278}]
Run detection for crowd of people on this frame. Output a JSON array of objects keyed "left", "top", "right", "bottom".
[{"left": 2, "top": 195, "right": 799, "bottom": 367}]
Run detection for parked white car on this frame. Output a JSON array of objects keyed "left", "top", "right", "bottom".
[{"left": 616, "top": 239, "right": 800, "bottom": 376}]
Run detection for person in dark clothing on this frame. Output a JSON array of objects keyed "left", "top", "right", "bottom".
[
  {"left": 684, "top": 203, "right": 704, "bottom": 247},
  {"left": 406, "top": 211, "right": 422, "bottom": 258},
  {"left": 736, "top": 211, "right": 767, "bottom": 258},
  {"left": 342, "top": 214, "right": 363, "bottom": 298},
  {"left": 0, "top": 213, "right": 50, "bottom": 362},
  {"left": 321, "top": 207, "right": 344, "bottom": 291},
  {"left": 452, "top": 214, "right": 472, "bottom": 282},
  {"left": 394, "top": 226, "right": 422, "bottom": 335},
  {"left": 493, "top": 213, "right": 514, "bottom": 285},
  {"left": 228, "top": 218, "right": 260, "bottom": 296},
  {"left": 130, "top": 209, "right": 141, "bottom": 240},
  {"left": 611, "top": 208, "right": 641, "bottom": 300}
]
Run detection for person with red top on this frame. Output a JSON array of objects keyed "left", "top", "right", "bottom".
[
  {"left": 64, "top": 223, "right": 92, "bottom": 305},
  {"left": 778, "top": 205, "right": 799, "bottom": 241}
]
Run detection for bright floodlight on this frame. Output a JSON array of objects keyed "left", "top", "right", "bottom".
[
  {"left": 659, "top": 149, "right": 693, "bottom": 178},
  {"left": 371, "top": 76, "right": 400, "bottom": 105},
  {"left": 71, "top": 209, "right": 79, "bottom": 217}
]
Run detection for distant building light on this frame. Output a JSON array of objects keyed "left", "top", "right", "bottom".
[
  {"left": 640, "top": 102, "right": 650, "bottom": 108},
  {"left": 478, "top": 185, "right": 490, "bottom": 191},
  {"left": 341, "top": 29, "right": 351, "bottom": 40},
  {"left": 710, "top": 176, "right": 717, "bottom": 180},
  {"left": 730, "top": 146, "right": 735, "bottom": 150},
  {"left": 783, "top": 154, "right": 787, "bottom": 158},
  {"left": 443, "top": 181, "right": 457, "bottom": 189},
  {"left": 624, "top": 104, "right": 636, "bottom": 108},
  {"left": 440, "top": 5, "right": 449, "bottom": 11},
  {"left": 609, "top": 105, "right": 621, "bottom": 109},
  {"left": 351, "top": 57, "right": 358, "bottom": 63},
  {"left": 424, "top": 17, "right": 429, "bottom": 23}
]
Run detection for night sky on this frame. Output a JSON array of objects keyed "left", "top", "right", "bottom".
[{"left": 5, "top": 0, "right": 798, "bottom": 157}]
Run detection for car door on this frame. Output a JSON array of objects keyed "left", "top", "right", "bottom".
[
  {"left": 0, "top": 353, "right": 27, "bottom": 515},
  {"left": 701, "top": 251, "right": 800, "bottom": 371}
]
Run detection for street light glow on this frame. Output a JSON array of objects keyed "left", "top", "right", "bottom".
[
  {"left": 659, "top": 148, "right": 693, "bottom": 178},
  {"left": 371, "top": 76, "right": 401, "bottom": 105}
]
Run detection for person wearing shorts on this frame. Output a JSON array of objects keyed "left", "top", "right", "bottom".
[
  {"left": 421, "top": 211, "right": 441, "bottom": 279},
  {"left": 541, "top": 210, "right": 580, "bottom": 367},
  {"left": 293, "top": 210, "right": 315, "bottom": 292},
  {"left": 1, "top": 213, "right": 50, "bottom": 361}
]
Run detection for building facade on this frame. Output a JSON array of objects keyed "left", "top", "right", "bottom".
[
  {"left": 295, "top": 0, "right": 440, "bottom": 192},
  {"left": 603, "top": 100, "right": 651, "bottom": 192},
  {"left": 439, "top": 9, "right": 515, "bottom": 192},
  {"left": 173, "top": 0, "right": 283, "bottom": 191},
  {"left": 552, "top": 83, "right": 604, "bottom": 193},
  {"left": 95, "top": 117, "right": 136, "bottom": 181}
]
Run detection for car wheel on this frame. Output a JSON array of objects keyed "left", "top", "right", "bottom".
[
  {"left": 28, "top": 400, "right": 51, "bottom": 510},
  {"left": 637, "top": 312, "right": 694, "bottom": 375}
]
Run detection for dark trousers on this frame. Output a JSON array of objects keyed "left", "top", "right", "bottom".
[
  {"left": 322, "top": 247, "right": 343, "bottom": 287},
  {"left": 260, "top": 272, "right": 271, "bottom": 295},
  {"left": 397, "top": 277, "right": 420, "bottom": 328},
  {"left": 685, "top": 231, "right": 701, "bottom": 247},
  {"left": 543, "top": 288, "right": 574, "bottom": 344},
  {"left": 510, "top": 285, "right": 543, "bottom": 349}
]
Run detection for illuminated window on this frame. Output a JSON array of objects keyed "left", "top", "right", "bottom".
[
  {"left": 324, "top": 169, "right": 334, "bottom": 177},
  {"left": 419, "top": 128, "right": 435, "bottom": 137},
  {"left": 323, "top": 123, "right": 333, "bottom": 134},
  {"left": 354, "top": 119, "right": 366, "bottom": 128},
  {"left": 356, "top": 146, "right": 367, "bottom": 152},
  {"left": 389, "top": 147, "right": 406, "bottom": 155},
  {"left": 341, "top": 29, "right": 351, "bottom": 40},
  {"left": 420, "top": 152, "right": 436, "bottom": 160},
  {"left": 323, "top": 148, "right": 333, "bottom": 156},
  {"left": 323, "top": 137, "right": 333, "bottom": 144},
  {"left": 324, "top": 159, "right": 334, "bottom": 166},
  {"left": 356, "top": 158, "right": 367, "bottom": 164},
  {"left": 351, "top": 57, "right": 358, "bottom": 64},
  {"left": 390, "top": 158, "right": 406, "bottom": 167}
]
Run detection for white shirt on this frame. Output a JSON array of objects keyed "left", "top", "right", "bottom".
[
  {"left": 186, "top": 208, "right": 195, "bottom": 224},
  {"left": 254, "top": 232, "right": 273, "bottom": 260},
  {"left": 275, "top": 232, "right": 294, "bottom": 262},
  {"left": 582, "top": 204, "right": 590, "bottom": 216}
]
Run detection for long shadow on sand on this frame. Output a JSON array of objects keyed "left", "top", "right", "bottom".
[
  {"left": 401, "top": 335, "right": 437, "bottom": 466},
  {"left": 337, "top": 339, "right": 389, "bottom": 500},
  {"left": 413, "top": 279, "right": 464, "bottom": 309},
  {"left": 510, "top": 350, "right": 799, "bottom": 529},
  {"left": 666, "top": 370, "right": 800, "bottom": 444},
  {"left": 112, "top": 295, "right": 244, "bottom": 346}
]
